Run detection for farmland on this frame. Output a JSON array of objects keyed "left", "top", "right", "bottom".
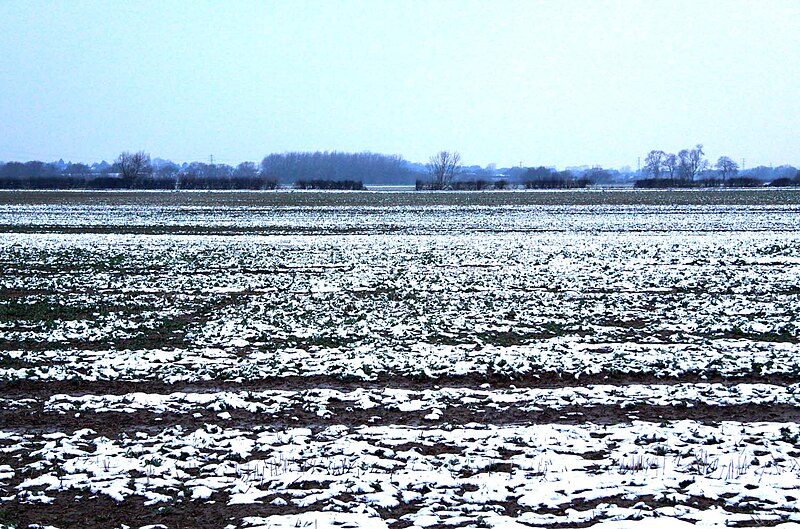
[{"left": 1, "top": 190, "right": 800, "bottom": 529}]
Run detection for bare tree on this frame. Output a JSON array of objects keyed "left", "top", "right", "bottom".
[
  {"left": 677, "top": 150, "right": 691, "bottom": 179},
  {"left": 643, "top": 150, "right": 665, "bottom": 179},
  {"left": 115, "top": 151, "right": 152, "bottom": 182},
  {"left": 234, "top": 161, "right": 258, "bottom": 179},
  {"left": 678, "top": 144, "right": 707, "bottom": 181},
  {"left": 663, "top": 153, "right": 678, "bottom": 179},
  {"left": 427, "top": 151, "right": 461, "bottom": 189},
  {"left": 715, "top": 156, "right": 739, "bottom": 184}
]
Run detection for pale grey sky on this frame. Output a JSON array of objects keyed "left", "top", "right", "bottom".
[{"left": 1, "top": 0, "right": 798, "bottom": 169}]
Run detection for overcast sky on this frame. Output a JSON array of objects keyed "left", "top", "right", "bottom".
[{"left": 1, "top": 0, "right": 798, "bottom": 169}]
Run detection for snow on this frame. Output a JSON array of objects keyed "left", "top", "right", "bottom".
[
  {"left": 241, "top": 513, "right": 388, "bottom": 529},
  {"left": 4, "top": 193, "right": 800, "bottom": 528}
]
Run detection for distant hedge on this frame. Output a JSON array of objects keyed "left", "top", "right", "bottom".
[
  {"left": 634, "top": 177, "right": 766, "bottom": 189},
  {"left": 415, "top": 179, "right": 509, "bottom": 191},
  {"left": 293, "top": 179, "right": 365, "bottom": 190}
]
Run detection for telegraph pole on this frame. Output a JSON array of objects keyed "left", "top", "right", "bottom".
[{"left": 210, "top": 154, "right": 214, "bottom": 165}]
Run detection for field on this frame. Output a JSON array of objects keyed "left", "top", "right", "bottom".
[{"left": 1, "top": 189, "right": 800, "bottom": 529}]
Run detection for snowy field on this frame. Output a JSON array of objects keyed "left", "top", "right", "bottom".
[{"left": 1, "top": 190, "right": 800, "bottom": 529}]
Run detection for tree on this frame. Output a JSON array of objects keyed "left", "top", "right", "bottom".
[
  {"left": 65, "top": 163, "right": 92, "bottom": 177},
  {"left": 678, "top": 144, "right": 707, "bottom": 181},
  {"left": 427, "top": 151, "right": 461, "bottom": 189},
  {"left": 115, "top": 151, "right": 152, "bottom": 183},
  {"left": 643, "top": 150, "right": 665, "bottom": 179},
  {"left": 524, "top": 166, "right": 555, "bottom": 181},
  {"left": 715, "top": 156, "right": 739, "bottom": 183},
  {"left": 663, "top": 153, "right": 678, "bottom": 179},
  {"left": 156, "top": 162, "right": 179, "bottom": 179},
  {"left": 677, "top": 149, "right": 691, "bottom": 179},
  {"left": 234, "top": 161, "right": 258, "bottom": 179},
  {"left": 585, "top": 167, "right": 611, "bottom": 185},
  {"left": 259, "top": 151, "right": 414, "bottom": 185}
]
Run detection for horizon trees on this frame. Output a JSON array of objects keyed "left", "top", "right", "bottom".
[
  {"left": 1, "top": 147, "right": 798, "bottom": 190},
  {"left": 260, "top": 151, "right": 413, "bottom": 185},
  {"left": 664, "top": 153, "right": 678, "bottom": 178},
  {"left": 678, "top": 145, "right": 708, "bottom": 181},
  {"left": 643, "top": 145, "right": 710, "bottom": 182},
  {"left": 520, "top": 166, "right": 592, "bottom": 189},
  {"left": 426, "top": 151, "right": 462, "bottom": 190},
  {"left": 114, "top": 151, "right": 152, "bottom": 184},
  {"left": 643, "top": 150, "right": 665, "bottom": 179},
  {"left": 715, "top": 156, "right": 739, "bottom": 183},
  {"left": 634, "top": 146, "right": 799, "bottom": 188}
]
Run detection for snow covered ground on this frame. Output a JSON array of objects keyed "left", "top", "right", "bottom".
[{"left": 1, "top": 190, "right": 799, "bottom": 528}]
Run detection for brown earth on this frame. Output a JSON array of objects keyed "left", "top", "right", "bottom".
[
  {"left": 4, "top": 371, "right": 799, "bottom": 398},
  {"left": 4, "top": 487, "right": 795, "bottom": 529},
  {"left": 2, "top": 402, "right": 799, "bottom": 437}
]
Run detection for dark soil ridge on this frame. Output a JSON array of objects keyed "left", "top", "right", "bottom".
[
  {"left": 3, "top": 372, "right": 799, "bottom": 399},
  {"left": 4, "top": 488, "right": 797, "bottom": 529},
  {"left": 3, "top": 403, "right": 799, "bottom": 436}
]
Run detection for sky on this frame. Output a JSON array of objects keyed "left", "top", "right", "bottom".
[{"left": 1, "top": 0, "right": 798, "bottom": 170}]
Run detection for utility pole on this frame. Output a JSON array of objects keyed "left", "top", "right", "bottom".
[
  {"left": 742, "top": 158, "right": 745, "bottom": 171},
  {"left": 210, "top": 154, "right": 214, "bottom": 165}
]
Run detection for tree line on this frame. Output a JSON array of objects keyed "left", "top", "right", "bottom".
[
  {"left": 636, "top": 145, "right": 800, "bottom": 188},
  {"left": 414, "top": 151, "right": 600, "bottom": 190},
  {"left": 261, "top": 151, "right": 415, "bottom": 185},
  {"left": 0, "top": 153, "right": 278, "bottom": 190},
  {"left": 0, "top": 151, "right": 419, "bottom": 190},
  {"left": 1, "top": 147, "right": 798, "bottom": 190},
  {"left": 0, "top": 149, "right": 631, "bottom": 191}
]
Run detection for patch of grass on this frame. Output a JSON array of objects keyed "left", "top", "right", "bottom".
[
  {"left": 779, "top": 427, "right": 800, "bottom": 445},
  {"left": 0, "top": 508, "right": 18, "bottom": 528}
]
